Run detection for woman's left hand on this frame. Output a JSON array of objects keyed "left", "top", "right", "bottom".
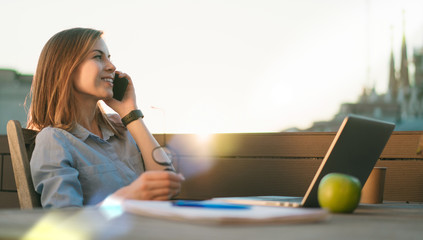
[{"left": 111, "top": 171, "right": 185, "bottom": 201}]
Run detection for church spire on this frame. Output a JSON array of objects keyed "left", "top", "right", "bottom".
[
  {"left": 399, "top": 10, "right": 410, "bottom": 92},
  {"left": 388, "top": 26, "right": 398, "bottom": 102}
]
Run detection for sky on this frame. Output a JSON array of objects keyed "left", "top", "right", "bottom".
[{"left": 1, "top": 0, "right": 423, "bottom": 133}]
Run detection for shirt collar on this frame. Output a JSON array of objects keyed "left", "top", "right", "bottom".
[
  {"left": 71, "top": 122, "right": 114, "bottom": 141},
  {"left": 101, "top": 124, "right": 114, "bottom": 141}
]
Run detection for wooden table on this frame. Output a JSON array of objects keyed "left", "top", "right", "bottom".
[{"left": 0, "top": 202, "right": 421, "bottom": 240}]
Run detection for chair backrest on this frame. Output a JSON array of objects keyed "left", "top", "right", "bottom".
[{"left": 7, "top": 120, "right": 41, "bottom": 209}]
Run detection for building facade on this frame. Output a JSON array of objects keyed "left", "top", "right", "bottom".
[{"left": 0, "top": 69, "right": 32, "bottom": 134}]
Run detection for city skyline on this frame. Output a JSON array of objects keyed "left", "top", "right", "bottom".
[{"left": 1, "top": 0, "right": 423, "bottom": 133}]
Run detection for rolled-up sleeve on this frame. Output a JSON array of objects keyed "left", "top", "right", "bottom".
[{"left": 30, "top": 129, "right": 83, "bottom": 208}]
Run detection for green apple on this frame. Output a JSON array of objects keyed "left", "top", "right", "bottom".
[{"left": 318, "top": 173, "right": 362, "bottom": 213}]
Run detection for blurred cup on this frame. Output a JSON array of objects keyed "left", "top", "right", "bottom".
[{"left": 360, "top": 167, "right": 387, "bottom": 204}]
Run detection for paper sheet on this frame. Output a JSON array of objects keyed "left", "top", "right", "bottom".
[{"left": 123, "top": 200, "right": 329, "bottom": 225}]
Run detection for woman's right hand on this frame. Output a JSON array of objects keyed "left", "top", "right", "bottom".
[
  {"left": 112, "top": 171, "right": 185, "bottom": 201},
  {"left": 104, "top": 71, "right": 138, "bottom": 119}
]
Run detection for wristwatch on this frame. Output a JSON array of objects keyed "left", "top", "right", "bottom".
[{"left": 121, "top": 109, "right": 144, "bottom": 127}]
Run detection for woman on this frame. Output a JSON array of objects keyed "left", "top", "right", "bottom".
[{"left": 27, "top": 28, "right": 184, "bottom": 208}]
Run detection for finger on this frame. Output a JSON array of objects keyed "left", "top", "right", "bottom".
[
  {"left": 114, "top": 71, "right": 133, "bottom": 83},
  {"left": 142, "top": 171, "right": 185, "bottom": 182},
  {"left": 114, "top": 70, "right": 122, "bottom": 78},
  {"left": 142, "top": 179, "right": 182, "bottom": 191},
  {"left": 147, "top": 187, "right": 179, "bottom": 200}
]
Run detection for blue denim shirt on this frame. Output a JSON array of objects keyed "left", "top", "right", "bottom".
[{"left": 30, "top": 123, "right": 144, "bottom": 208}]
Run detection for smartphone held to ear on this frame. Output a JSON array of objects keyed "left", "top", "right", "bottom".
[{"left": 113, "top": 75, "right": 128, "bottom": 101}]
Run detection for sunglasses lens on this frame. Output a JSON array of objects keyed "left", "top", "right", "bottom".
[{"left": 152, "top": 146, "right": 173, "bottom": 165}]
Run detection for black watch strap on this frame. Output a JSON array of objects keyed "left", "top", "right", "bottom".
[{"left": 121, "top": 109, "right": 144, "bottom": 127}]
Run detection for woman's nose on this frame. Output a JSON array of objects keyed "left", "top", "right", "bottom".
[{"left": 105, "top": 58, "right": 116, "bottom": 72}]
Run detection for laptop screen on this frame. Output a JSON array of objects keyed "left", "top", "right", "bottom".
[{"left": 302, "top": 115, "right": 395, "bottom": 207}]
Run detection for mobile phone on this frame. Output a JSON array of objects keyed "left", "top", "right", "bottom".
[{"left": 112, "top": 75, "right": 128, "bottom": 101}]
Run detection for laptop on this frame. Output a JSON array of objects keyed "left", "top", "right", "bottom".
[{"left": 215, "top": 114, "right": 395, "bottom": 208}]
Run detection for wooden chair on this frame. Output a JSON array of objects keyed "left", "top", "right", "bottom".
[{"left": 6, "top": 120, "right": 41, "bottom": 209}]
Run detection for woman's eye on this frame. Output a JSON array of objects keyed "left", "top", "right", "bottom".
[{"left": 94, "top": 55, "right": 102, "bottom": 60}]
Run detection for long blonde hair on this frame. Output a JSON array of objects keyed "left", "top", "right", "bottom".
[{"left": 27, "top": 28, "right": 123, "bottom": 137}]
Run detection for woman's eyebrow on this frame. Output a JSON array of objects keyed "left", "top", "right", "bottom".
[{"left": 92, "top": 49, "right": 111, "bottom": 58}]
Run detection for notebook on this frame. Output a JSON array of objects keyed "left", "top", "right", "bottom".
[{"left": 215, "top": 114, "right": 395, "bottom": 208}]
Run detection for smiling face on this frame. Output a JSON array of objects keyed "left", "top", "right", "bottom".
[{"left": 72, "top": 38, "right": 116, "bottom": 103}]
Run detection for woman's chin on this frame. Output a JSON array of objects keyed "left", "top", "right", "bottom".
[
  {"left": 103, "top": 96, "right": 114, "bottom": 101},
  {"left": 105, "top": 91, "right": 114, "bottom": 99}
]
